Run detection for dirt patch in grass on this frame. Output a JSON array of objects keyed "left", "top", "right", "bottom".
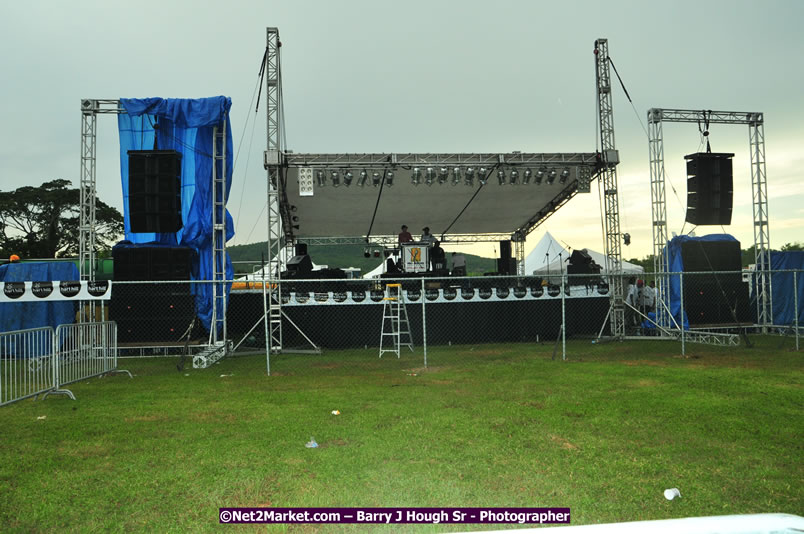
[
  {"left": 519, "top": 401, "right": 545, "bottom": 409},
  {"left": 318, "top": 438, "right": 349, "bottom": 449},
  {"left": 622, "top": 360, "right": 670, "bottom": 367},
  {"left": 549, "top": 434, "right": 579, "bottom": 450},
  {"left": 635, "top": 379, "right": 660, "bottom": 387},
  {"left": 124, "top": 414, "right": 168, "bottom": 423}
]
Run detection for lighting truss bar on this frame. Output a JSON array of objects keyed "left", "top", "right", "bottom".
[
  {"left": 297, "top": 233, "right": 516, "bottom": 247},
  {"left": 647, "top": 109, "right": 763, "bottom": 125},
  {"left": 283, "top": 152, "right": 605, "bottom": 168}
]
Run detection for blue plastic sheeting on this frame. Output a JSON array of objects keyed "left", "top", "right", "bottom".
[
  {"left": 770, "top": 251, "right": 804, "bottom": 326},
  {"left": 0, "top": 262, "right": 79, "bottom": 334},
  {"left": 663, "top": 234, "right": 739, "bottom": 329},
  {"left": 117, "top": 97, "right": 235, "bottom": 332}
]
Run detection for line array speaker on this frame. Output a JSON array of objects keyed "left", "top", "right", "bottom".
[
  {"left": 685, "top": 152, "right": 734, "bottom": 226},
  {"left": 128, "top": 150, "right": 183, "bottom": 233}
]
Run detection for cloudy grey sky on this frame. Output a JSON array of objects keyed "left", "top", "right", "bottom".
[{"left": 2, "top": 0, "right": 802, "bottom": 260}]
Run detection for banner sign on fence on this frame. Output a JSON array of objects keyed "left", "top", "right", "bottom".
[{"left": 0, "top": 280, "right": 111, "bottom": 303}]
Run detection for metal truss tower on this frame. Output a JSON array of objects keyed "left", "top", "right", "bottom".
[
  {"left": 594, "top": 39, "right": 625, "bottom": 338},
  {"left": 264, "top": 27, "right": 284, "bottom": 352},
  {"left": 647, "top": 109, "right": 771, "bottom": 327}
]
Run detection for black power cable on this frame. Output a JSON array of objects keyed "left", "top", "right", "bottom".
[{"left": 440, "top": 164, "right": 498, "bottom": 238}]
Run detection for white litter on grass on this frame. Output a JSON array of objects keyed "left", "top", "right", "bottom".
[
  {"left": 305, "top": 437, "right": 318, "bottom": 448},
  {"left": 664, "top": 488, "right": 681, "bottom": 500},
  {"left": 184, "top": 374, "right": 189, "bottom": 377},
  {"left": 331, "top": 410, "right": 340, "bottom": 415},
  {"left": 36, "top": 416, "right": 46, "bottom": 420},
  {"left": 219, "top": 374, "right": 233, "bottom": 377}
]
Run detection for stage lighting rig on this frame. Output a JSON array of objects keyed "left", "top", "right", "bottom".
[
  {"left": 358, "top": 170, "right": 368, "bottom": 187},
  {"left": 344, "top": 170, "right": 353, "bottom": 186},
  {"left": 497, "top": 169, "right": 506, "bottom": 185},
  {"left": 465, "top": 167, "right": 475, "bottom": 186},
  {"left": 452, "top": 167, "right": 461, "bottom": 185},
  {"left": 331, "top": 170, "right": 340, "bottom": 187},
  {"left": 509, "top": 169, "right": 519, "bottom": 185},
  {"left": 411, "top": 167, "right": 421, "bottom": 185},
  {"left": 560, "top": 168, "right": 570, "bottom": 184},
  {"left": 523, "top": 168, "right": 533, "bottom": 184},
  {"left": 386, "top": 170, "right": 394, "bottom": 186}
]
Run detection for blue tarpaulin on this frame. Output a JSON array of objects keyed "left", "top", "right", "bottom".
[
  {"left": 0, "top": 262, "right": 79, "bottom": 333},
  {"left": 770, "top": 251, "right": 804, "bottom": 326},
  {"left": 117, "top": 97, "right": 235, "bottom": 332},
  {"left": 662, "top": 234, "right": 740, "bottom": 329}
]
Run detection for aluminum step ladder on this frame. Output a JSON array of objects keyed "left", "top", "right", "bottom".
[{"left": 379, "top": 283, "right": 413, "bottom": 358}]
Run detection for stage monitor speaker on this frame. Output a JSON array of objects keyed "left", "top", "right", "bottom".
[
  {"left": 294, "top": 243, "right": 308, "bottom": 257},
  {"left": 685, "top": 152, "right": 734, "bottom": 226},
  {"left": 286, "top": 255, "right": 313, "bottom": 277},
  {"left": 499, "top": 240, "right": 512, "bottom": 260},
  {"left": 128, "top": 150, "right": 183, "bottom": 233}
]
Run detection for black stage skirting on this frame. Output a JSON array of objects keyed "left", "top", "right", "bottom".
[{"left": 228, "top": 293, "right": 610, "bottom": 349}]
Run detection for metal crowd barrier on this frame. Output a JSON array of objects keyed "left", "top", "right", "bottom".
[
  {"left": 1, "top": 321, "right": 131, "bottom": 406},
  {"left": 0, "top": 327, "right": 56, "bottom": 406}
]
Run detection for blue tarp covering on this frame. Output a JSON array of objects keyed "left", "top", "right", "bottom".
[
  {"left": 0, "top": 262, "right": 79, "bottom": 333},
  {"left": 771, "top": 251, "right": 804, "bottom": 326},
  {"left": 663, "top": 234, "right": 740, "bottom": 329},
  {"left": 117, "top": 97, "right": 235, "bottom": 332}
]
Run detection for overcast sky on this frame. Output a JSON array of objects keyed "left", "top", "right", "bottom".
[{"left": 2, "top": 0, "right": 802, "bottom": 260}]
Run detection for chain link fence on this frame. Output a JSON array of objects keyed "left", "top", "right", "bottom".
[{"left": 105, "top": 269, "right": 802, "bottom": 369}]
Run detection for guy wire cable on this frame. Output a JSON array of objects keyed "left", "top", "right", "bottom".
[{"left": 441, "top": 164, "right": 498, "bottom": 237}]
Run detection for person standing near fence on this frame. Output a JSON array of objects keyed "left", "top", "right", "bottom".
[{"left": 642, "top": 280, "right": 656, "bottom": 314}]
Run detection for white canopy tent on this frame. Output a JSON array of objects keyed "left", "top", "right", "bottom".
[{"left": 526, "top": 232, "right": 644, "bottom": 278}]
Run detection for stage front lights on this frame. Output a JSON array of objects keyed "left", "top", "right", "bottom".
[
  {"left": 358, "top": 170, "right": 368, "bottom": 187},
  {"left": 438, "top": 167, "right": 449, "bottom": 185},
  {"left": 411, "top": 167, "right": 421, "bottom": 185},
  {"left": 497, "top": 169, "right": 506, "bottom": 185},
  {"left": 425, "top": 167, "right": 435, "bottom": 186},
  {"left": 465, "top": 167, "right": 475, "bottom": 186},
  {"left": 344, "top": 170, "right": 353, "bottom": 186},
  {"left": 316, "top": 170, "right": 326, "bottom": 187},
  {"left": 386, "top": 170, "right": 394, "bottom": 186},
  {"left": 546, "top": 169, "right": 557, "bottom": 185},
  {"left": 478, "top": 167, "right": 488, "bottom": 185},
  {"left": 535, "top": 168, "right": 545, "bottom": 185},
  {"left": 509, "top": 169, "right": 519, "bottom": 185},
  {"left": 452, "top": 167, "right": 461, "bottom": 185},
  {"left": 372, "top": 171, "right": 381, "bottom": 187},
  {"left": 331, "top": 170, "right": 340, "bottom": 187},
  {"left": 523, "top": 168, "right": 533, "bottom": 184},
  {"left": 560, "top": 168, "right": 570, "bottom": 184}
]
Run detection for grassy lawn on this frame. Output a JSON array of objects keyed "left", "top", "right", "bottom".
[{"left": 0, "top": 337, "right": 801, "bottom": 532}]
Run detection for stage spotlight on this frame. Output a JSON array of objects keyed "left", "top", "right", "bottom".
[
  {"left": 438, "top": 167, "right": 449, "bottom": 185},
  {"left": 425, "top": 167, "right": 435, "bottom": 186},
  {"left": 386, "top": 170, "right": 394, "bottom": 186},
  {"left": 331, "top": 170, "right": 340, "bottom": 187},
  {"left": 343, "top": 170, "right": 354, "bottom": 186},
  {"left": 452, "top": 167, "right": 461, "bottom": 185},
  {"left": 560, "top": 168, "right": 570, "bottom": 184},
  {"left": 497, "top": 169, "right": 506, "bottom": 185},
  {"left": 479, "top": 167, "right": 488, "bottom": 185},
  {"left": 535, "top": 168, "right": 545, "bottom": 185},
  {"left": 465, "top": 167, "right": 475, "bottom": 186},
  {"left": 364, "top": 248, "right": 370, "bottom": 258},
  {"left": 509, "top": 169, "right": 519, "bottom": 185},
  {"left": 372, "top": 171, "right": 381, "bottom": 187},
  {"left": 523, "top": 168, "right": 533, "bottom": 184},
  {"left": 411, "top": 167, "right": 421, "bottom": 185},
  {"left": 623, "top": 233, "right": 631, "bottom": 246},
  {"left": 358, "top": 170, "right": 368, "bottom": 187},
  {"left": 316, "top": 170, "right": 326, "bottom": 187},
  {"left": 546, "top": 169, "right": 557, "bottom": 185}
]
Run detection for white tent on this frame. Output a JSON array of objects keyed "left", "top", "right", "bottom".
[
  {"left": 526, "top": 232, "right": 644, "bottom": 277},
  {"left": 525, "top": 232, "right": 571, "bottom": 276},
  {"left": 364, "top": 254, "right": 400, "bottom": 279}
]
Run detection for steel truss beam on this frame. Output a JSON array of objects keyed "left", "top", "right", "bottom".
[
  {"left": 284, "top": 152, "right": 601, "bottom": 167},
  {"left": 647, "top": 108, "right": 771, "bottom": 328},
  {"left": 595, "top": 39, "right": 625, "bottom": 338}
]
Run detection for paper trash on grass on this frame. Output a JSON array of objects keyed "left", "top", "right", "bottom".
[
  {"left": 36, "top": 416, "right": 46, "bottom": 420},
  {"left": 331, "top": 410, "right": 340, "bottom": 415}
]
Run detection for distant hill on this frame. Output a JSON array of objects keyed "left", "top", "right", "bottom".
[{"left": 227, "top": 241, "right": 497, "bottom": 276}]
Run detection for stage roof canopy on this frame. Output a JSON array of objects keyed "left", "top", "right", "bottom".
[{"left": 281, "top": 151, "right": 611, "bottom": 241}]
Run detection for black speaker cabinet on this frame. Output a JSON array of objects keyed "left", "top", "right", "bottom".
[
  {"left": 680, "top": 239, "right": 750, "bottom": 325},
  {"left": 685, "top": 152, "right": 734, "bottom": 226},
  {"left": 286, "top": 255, "right": 313, "bottom": 277},
  {"left": 128, "top": 150, "right": 183, "bottom": 233},
  {"left": 499, "top": 240, "right": 512, "bottom": 260}
]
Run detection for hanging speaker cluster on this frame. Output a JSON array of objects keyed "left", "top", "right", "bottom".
[
  {"left": 684, "top": 152, "right": 734, "bottom": 226},
  {"left": 128, "top": 150, "right": 183, "bottom": 233}
]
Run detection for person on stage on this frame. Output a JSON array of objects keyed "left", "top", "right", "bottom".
[
  {"left": 398, "top": 225, "right": 413, "bottom": 245},
  {"left": 420, "top": 227, "right": 436, "bottom": 246}
]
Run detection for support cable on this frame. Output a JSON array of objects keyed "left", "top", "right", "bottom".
[
  {"left": 365, "top": 169, "right": 388, "bottom": 241},
  {"left": 440, "top": 165, "right": 498, "bottom": 238}
]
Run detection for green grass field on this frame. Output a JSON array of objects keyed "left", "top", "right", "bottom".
[{"left": 1, "top": 338, "right": 801, "bottom": 532}]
